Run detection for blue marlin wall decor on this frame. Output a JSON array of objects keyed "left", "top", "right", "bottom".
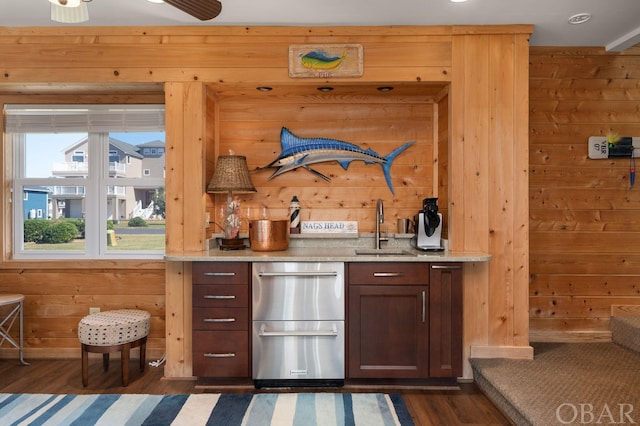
[{"left": 257, "top": 127, "right": 414, "bottom": 194}]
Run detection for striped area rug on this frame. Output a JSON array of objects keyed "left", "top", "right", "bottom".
[{"left": 0, "top": 392, "right": 414, "bottom": 426}]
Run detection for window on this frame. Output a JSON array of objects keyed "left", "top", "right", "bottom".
[
  {"left": 72, "top": 150, "right": 85, "bottom": 163},
  {"left": 5, "top": 104, "right": 166, "bottom": 260},
  {"left": 109, "top": 150, "right": 120, "bottom": 163}
]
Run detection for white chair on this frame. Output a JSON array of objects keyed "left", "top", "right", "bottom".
[{"left": 0, "top": 294, "right": 29, "bottom": 365}]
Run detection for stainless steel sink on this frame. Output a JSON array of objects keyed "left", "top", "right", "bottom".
[{"left": 354, "top": 248, "right": 416, "bottom": 256}]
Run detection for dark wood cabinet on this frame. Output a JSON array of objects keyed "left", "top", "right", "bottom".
[
  {"left": 429, "top": 263, "right": 463, "bottom": 378},
  {"left": 190, "top": 260, "right": 464, "bottom": 382},
  {"left": 192, "top": 262, "right": 251, "bottom": 378},
  {"left": 347, "top": 261, "right": 463, "bottom": 381},
  {"left": 347, "top": 262, "right": 430, "bottom": 379}
]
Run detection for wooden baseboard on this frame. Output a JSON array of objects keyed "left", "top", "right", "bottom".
[
  {"left": 611, "top": 305, "right": 640, "bottom": 316},
  {"left": 470, "top": 345, "right": 533, "bottom": 360}
]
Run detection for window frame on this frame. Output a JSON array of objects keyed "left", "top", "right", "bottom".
[{"left": 7, "top": 104, "right": 166, "bottom": 261}]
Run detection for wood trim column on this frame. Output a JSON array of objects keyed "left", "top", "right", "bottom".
[
  {"left": 450, "top": 33, "right": 532, "bottom": 378},
  {"left": 164, "top": 81, "right": 207, "bottom": 377}
]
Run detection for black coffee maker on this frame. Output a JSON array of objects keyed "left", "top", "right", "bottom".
[{"left": 415, "top": 197, "right": 443, "bottom": 251}]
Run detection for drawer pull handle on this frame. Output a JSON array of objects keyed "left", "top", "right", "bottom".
[
  {"left": 259, "top": 324, "right": 338, "bottom": 337},
  {"left": 204, "top": 353, "right": 236, "bottom": 358},
  {"left": 430, "top": 265, "right": 462, "bottom": 270},
  {"left": 203, "top": 272, "right": 236, "bottom": 276},
  {"left": 258, "top": 271, "right": 338, "bottom": 277},
  {"left": 204, "top": 318, "right": 236, "bottom": 323},
  {"left": 422, "top": 290, "right": 426, "bottom": 323},
  {"left": 372, "top": 272, "right": 404, "bottom": 277},
  {"left": 203, "top": 295, "right": 236, "bottom": 300}
]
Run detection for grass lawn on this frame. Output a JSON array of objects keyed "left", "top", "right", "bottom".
[{"left": 25, "top": 234, "right": 165, "bottom": 251}]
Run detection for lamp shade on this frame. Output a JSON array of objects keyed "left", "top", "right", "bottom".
[{"left": 207, "top": 155, "right": 256, "bottom": 193}]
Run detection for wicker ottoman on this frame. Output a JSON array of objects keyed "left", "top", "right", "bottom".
[{"left": 78, "top": 309, "right": 150, "bottom": 387}]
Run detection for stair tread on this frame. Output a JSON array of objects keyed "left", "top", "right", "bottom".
[{"left": 611, "top": 315, "right": 640, "bottom": 354}]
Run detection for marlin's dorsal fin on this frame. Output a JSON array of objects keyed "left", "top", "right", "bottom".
[{"left": 280, "top": 127, "right": 299, "bottom": 153}]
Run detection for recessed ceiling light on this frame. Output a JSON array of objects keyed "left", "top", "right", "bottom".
[
  {"left": 568, "top": 13, "right": 591, "bottom": 25},
  {"left": 147, "top": 0, "right": 165, "bottom": 3},
  {"left": 449, "top": 0, "right": 469, "bottom": 3}
]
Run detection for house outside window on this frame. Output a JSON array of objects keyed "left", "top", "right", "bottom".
[{"left": 5, "top": 104, "right": 166, "bottom": 260}]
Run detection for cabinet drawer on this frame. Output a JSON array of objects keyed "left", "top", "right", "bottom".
[
  {"left": 193, "top": 331, "right": 249, "bottom": 378},
  {"left": 348, "top": 262, "right": 428, "bottom": 285},
  {"left": 192, "top": 262, "right": 249, "bottom": 285},
  {"left": 193, "top": 307, "right": 248, "bottom": 331},
  {"left": 193, "top": 285, "right": 248, "bottom": 308}
]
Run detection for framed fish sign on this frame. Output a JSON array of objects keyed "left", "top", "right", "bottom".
[{"left": 288, "top": 44, "right": 363, "bottom": 78}]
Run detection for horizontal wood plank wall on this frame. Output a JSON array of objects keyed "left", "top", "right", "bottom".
[
  {"left": 0, "top": 264, "right": 166, "bottom": 359},
  {"left": 207, "top": 89, "right": 434, "bottom": 233},
  {"left": 0, "top": 25, "right": 533, "bottom": 379},
  {"left": 529, "top": 46, "right": 640, "bottom": 342}
]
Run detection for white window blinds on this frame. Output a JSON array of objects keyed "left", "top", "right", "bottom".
[{"left": 4, "top": 104, "right": 165, "bottom": 133}]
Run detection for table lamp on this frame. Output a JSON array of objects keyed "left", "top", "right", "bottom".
[{"left": 206, "top": 154, "right": 256, "bottom": 249}]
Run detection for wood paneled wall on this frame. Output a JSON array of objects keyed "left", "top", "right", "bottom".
[
  {"left": 206, "top": 86, "right": 435, "bottom": 234},
  {"left": 0, "top": 265, "right": 166, "bottom": 359},
  {"left": 0, "top": 26, "right": 532, "bottom": 380},
  {"left": 529, "top": 46, "right": 640, "bottom": 341}
]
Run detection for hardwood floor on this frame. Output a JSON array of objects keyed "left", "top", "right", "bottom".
[{"left": 0, "top": 358, "right": 512, "bottom": 425}]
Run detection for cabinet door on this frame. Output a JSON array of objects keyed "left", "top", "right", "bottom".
[
  {"left": 429, "top": 263, "right": 463, "bottom": 378},
  {"left": 348, "top": 285, "right": 429, "bottom": 379}
]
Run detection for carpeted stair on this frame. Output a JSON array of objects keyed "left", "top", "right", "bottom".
[
  {"left": 471, "top": 342, "right": 640, "bottom": 425},
  {"left": 471, "top": 312, "right": 640, "bottom": 425},
  {"left": 611, "top": 315, "right": 640, "bottom": 354}
]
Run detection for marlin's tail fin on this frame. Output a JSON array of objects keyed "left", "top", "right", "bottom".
[{"left": 382, "top": 141, "right": 415, "bottom": 194}]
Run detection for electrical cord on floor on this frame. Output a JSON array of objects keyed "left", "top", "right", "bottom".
[{"left": 149, "top": 352, "right": 166, "bottom": 368}]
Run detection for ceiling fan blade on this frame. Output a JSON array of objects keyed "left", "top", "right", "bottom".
[{"left": 164, "top": 0, "right": 222, "bottom": 21}]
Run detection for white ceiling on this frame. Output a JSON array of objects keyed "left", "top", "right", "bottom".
[{"left": 1, "top": 0, "right": 640, "bottom": 50}]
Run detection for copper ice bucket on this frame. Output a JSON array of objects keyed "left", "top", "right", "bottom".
[{"left": 249, "top": 219, "right": 290, "bottom": 251}]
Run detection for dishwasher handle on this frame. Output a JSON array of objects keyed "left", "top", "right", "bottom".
[
  {"left": 258, "top": 324, "right": 339, "bottom": 337},
  {"left": 257, "top": 271, "right": 339, "bottom": 278}
]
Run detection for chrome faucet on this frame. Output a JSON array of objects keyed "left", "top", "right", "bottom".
[{"left": 375, "top": 198, "right": 388, "bottom": 249}]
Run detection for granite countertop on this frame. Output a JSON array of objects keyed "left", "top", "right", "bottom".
[{"left": 165, "top": 233, "right": 491, "bottom": 263}]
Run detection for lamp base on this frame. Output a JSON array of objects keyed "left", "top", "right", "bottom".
[{"left": 218, "top": 238, "right": 246, "bottom": 250}]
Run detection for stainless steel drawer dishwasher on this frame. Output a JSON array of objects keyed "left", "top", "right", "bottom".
[{"left": 252, "top": 262, "right": 345, "bottom": 388}]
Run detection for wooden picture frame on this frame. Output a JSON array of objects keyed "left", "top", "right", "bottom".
[{"left": 288, "top": 44, "right": 363, "bottom": 78}]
